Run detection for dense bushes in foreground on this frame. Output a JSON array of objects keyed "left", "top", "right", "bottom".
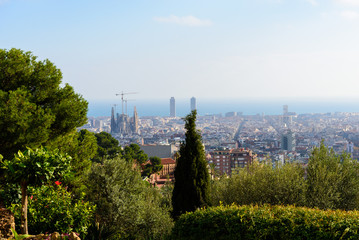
[
  {"left": 172, "top": 204, "right": 359, "bottom": 240},
  {"left": 9, "top": 184, "right": 95, "bottom": 238},
  {"left": 210, "top": 141, "right": 359, "bottom": 211},
  {"left": 85, "top": 157, "right": 173, "bottom": 239}
]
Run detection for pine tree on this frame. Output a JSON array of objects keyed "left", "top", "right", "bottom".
[{"left": 172, "top": 110, "right": 210, "bottom": 218}]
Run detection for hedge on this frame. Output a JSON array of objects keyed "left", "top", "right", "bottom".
[{"left": 171, "top": 204, "right": 359, "bottom": 240}]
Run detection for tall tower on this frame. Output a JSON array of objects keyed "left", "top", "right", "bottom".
[
  {"left": 132, "top": 106, "right": 139, "bottom": 134},
  {"left": 190, "top": 97, "right": 196, "bottom": 111},
  {"left": 170, "top": 97, "right": 176, "bottom": 117},
  {"left": 282, "top": 105, "right": 291, "bottom": 126},
  {"left": 283, "top": 105, "right": 288, "bottom": 115},
  {"left": 111, "top": 107, "right": 116, "bottom": 133},
  {"left": 281, "top": 130, "right": 295, "bottom": 151}
]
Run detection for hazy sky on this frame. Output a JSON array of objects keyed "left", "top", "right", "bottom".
[{"left": 2, "top": 0, "right": 359, "bottom": 102}]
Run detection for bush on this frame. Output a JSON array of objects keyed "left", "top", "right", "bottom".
[
  {"left": 10, "top": 184, "right": 95, "bottom": 238},
  {"left": 86, "top": 157, "right": 173, "bottom": 239},
  {"left": 306, "top": 141, "right": 359, "bottom": 210},
  {"left": 211, "top": 142, "right": 359, "bottom": 211},
  {"left": 171, "top": 204, "right": 359, "bottom": 240},
  {"left": 211, "top": 161, "right": 306, "bottom": 207}
]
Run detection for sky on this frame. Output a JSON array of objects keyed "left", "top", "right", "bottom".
[{"left": 2, "top": 0, "right": 359, "bottom": 104}]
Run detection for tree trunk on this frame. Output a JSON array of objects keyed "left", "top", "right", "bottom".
[{"left": 20, "top": 181, "right": 28, "bottom": 234}]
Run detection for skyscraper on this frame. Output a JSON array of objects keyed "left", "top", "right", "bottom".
[
  {"left": 283, "top": 105, "right": 288, "bottom": 115},
  {"left": 282, "top": 105, "right": 292, "bottom": 126},
  {"left": 170, "top": 97, "right": 176, "bottom": 117},
  {"left": 190, "top": 97, "right": 196, "bottom": 111},
  {"left": 281, "top": 130, "right": 296, "bottom": 151}
]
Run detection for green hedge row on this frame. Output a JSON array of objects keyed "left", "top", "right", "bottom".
[{"left": 171, "top": 204, "right": 359, "bottom": 240}]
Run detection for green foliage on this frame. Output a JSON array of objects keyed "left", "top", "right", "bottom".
[
  {"left": 0, "top": 183, "right": 21, "bottom": 206},
  {"left": 86, "top": 157, "right": 173, "bottom": 239},
  {"left": 0, "top": 48, "right": 88, "bottom": 160},
  {"left": 10, "top": 184, "right": 95, "bottom": 238},
  {"left": 122, "top": 143, "right": 148, "bottom": 164},
  {"left": 172, "top": 110, "right": 210, "bottom": 218},
  {"left": 48, "top": 129, "right": 97, "bottom": 174},
  {"left": 172, "top": 204, "right": 359, "bottom": 240},
  {"left": 0, "top": 154, "right": 3, "bottom": 184},
  {"left": 1, "top": 147, "right": 72, "bottom": 234},
  {"left": 1, "top": 147, "right": 71, "bottom": 187},
  {"left": 150, "top": 156, "right": 163, "bottom": 173},
  {"left": 0, "top": 89, "right": 54, "bottom": 159},
  {"left": 306, "top": 140, "right": 359, "bottom": 210},
  {"left": 211, "top": 160, "right": 306, "bottom": 207},
  {"left": 92, "top": 132, "right": 121, "bottom": 163},
  {"left": 210, "top": 141, "right": 359, "bottom": 212},
  {"left": 142, "top": 156, "right": 163, "bottom": 178},
  {"left": 47, "top": 129, "right": 98, "bottom": 195},
  {"left": 10, "top": 228, "right": 33, "bottom": 240},
  {"left": 160, "top": 179, "right": 174, "bottom": 211}
]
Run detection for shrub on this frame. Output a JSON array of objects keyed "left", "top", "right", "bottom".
[
  {"left": 10, "top": 184, "right": 95, "bottom": 238},
  {"left": 306, "top": 141, "right": 359, "bottom": 210},
  {"left": 171, "top": 204, "right": 359, "bottom": 240},
  {"left": 86, "top": 157, "right": 173, "bottom": 239},
  {"left": 211, "top": 161, "right": 306, "bottom": 207}
]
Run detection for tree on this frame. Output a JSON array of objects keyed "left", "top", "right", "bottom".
[
  {"left": 142, "top": 156, "right": 163, "bottom": 178},
  {"left": 306, "top": 140, "right": 359, "bottom": 210},
  {"left": 0, "top": 48, "right": 88, "bottom": 160},
  {"left": 92, "top": 132, "right": 121, "bottom": 163},
  {"left": 86, "top": 157, "right": 173, "bottom": 239},
  {"left": 122, "top": 143, "right": 148, "bottom": 164},
  {"left": 48, "top": 129, "right": 97, "bottom": 172},
  {"left": 47, "top": 129, "right": 98, "bottom": 195},
  {"left": 172, "top": 110, "right": 210, "bottom": 218},
  {"left": 0, "top": 147, "right": 71, "bottom": 234},
  {"left": 9, "top": 184, "right": 95, "bottom": 238},
  {"left": 210, "top": 160, "right": 306, "bottom": 207}
]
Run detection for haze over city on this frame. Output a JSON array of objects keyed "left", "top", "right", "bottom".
[{"left": 2, "top": 0, "right": 359, "bottom": 110}]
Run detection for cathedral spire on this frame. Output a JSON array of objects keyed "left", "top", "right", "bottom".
[
  {"left": 111, "top": 106, "right": 116, "bottom": 133},
  {"left": 133, "top": 106, "right": 139, "bottom": 134}
]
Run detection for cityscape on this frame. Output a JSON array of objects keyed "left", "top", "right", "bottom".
[
  {"left": 82, "top": 96, "right": 359, "bottom": 177},
  {"left": 3, "top": 0, "right": 359, "bottom": 238}
]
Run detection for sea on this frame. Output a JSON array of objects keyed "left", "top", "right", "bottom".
[{"left": 87, "top": 98, "right": 359, "bottom": 118}]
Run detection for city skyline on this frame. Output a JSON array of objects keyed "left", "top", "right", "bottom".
[
  {"left": 88, "top": 98, "right": 359, "bottom": 118},
  {"left": 2, "top": 1, "right": 359, "bottom": 103}
]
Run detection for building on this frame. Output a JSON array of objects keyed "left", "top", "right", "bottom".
[
  {"left": 282, "top": 105, "right": 293, "bottom": 126},
  {"left": 225, "top": 112, "right": 237, "bottom": 117},
  {"left": 159, "top": 158, "right": 176, "bottom": 178},
  {"left": 347, "top": 141, "right": 354, "bottom": 157},
  {"left": 140, "top": 144, "right": 178, "bottom": 158},
  {"left": 283, "top": 105, "right": 288, "bottom": 115},
  {"left": 209, "top": 148, "right": 257, "bottom": 175},
  {"left": 111, "top": 106, "right": 139, "bottom": 135},
  {"left": 146, "top": 157, "right": 176, "bottom": 188},
  {"left": 170, "top": 97, "right": 176, "bottom": 117},
  {"left": 281, "top": 130, "right": 296, "bottom": 151},
  {"left": 190, "top": 97, "right": 196, "bottom": 111}
]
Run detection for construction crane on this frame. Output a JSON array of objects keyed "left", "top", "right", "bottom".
[
  {"left": 124, "top": 99, "right": 136, "bottom": 115},
  {"left": 113, "top": 104, "right": 118, "bottom": 112},
  {"left": 115, "top": 91, "right": 138, "bottom": 114}
]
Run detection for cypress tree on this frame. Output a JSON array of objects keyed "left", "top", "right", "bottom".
[{"left": 172, "top": 110, "right": 210, "bottom": 218}]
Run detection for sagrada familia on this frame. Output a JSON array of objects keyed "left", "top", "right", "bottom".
[{"left": 110, "top": 106, "right": 139, "bottom": 135}]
